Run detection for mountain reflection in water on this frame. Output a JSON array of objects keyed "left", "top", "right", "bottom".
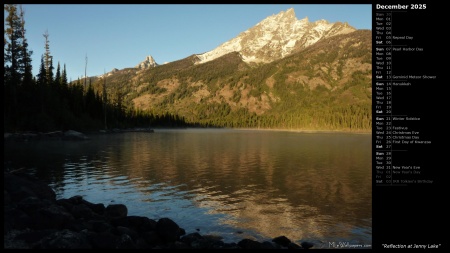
[{"left": 4, "top": 129, "right": 371, "bottom": 248}]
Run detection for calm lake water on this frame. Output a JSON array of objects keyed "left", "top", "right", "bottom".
[{"left": 4, "top": 128, "right": 372, "bottom": 248}]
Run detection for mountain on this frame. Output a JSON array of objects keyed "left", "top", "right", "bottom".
[
  {"left": 136, "top": 55, "right": 158, "bottom": 69},
  {"left": 85, "top": 8, "right": 371, "bottom": 131},
  {"left": 98, "top": 68, "right": 119, "bottom": 78},
  {"left": 196, "top": 8, "right": 356, "bottom": 64}
]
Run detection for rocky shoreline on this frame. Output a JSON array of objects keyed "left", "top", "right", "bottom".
[{"left": 4, "top": 171, "right": 314, "bottom": 249}]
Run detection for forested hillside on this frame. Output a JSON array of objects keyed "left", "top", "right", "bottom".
[
  {"left": 93, "top": 30, "right": 372, "bottom": 131},
  {"left": 4, "top": 4, "right": 371, "bottom": 132}
]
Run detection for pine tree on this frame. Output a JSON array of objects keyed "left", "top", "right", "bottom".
[
  {"left": 36, "top": 55, "right": 47, "bottom": 114},
  {"left": 43, "top": 30, "right": 53, "bottom": 83},
  {"left": 18, "top": 5, "right": 33, "bottom": 87},
  {"left": 61, "top": 64, "right": 68, "bottom": 87},
  {"left": 103, "top": 74, "right": 108, "bottom": 130},
  {"left": 55, "top": 62, "right": 61, "bottom": 87},
  {"left": 48, "top": 57, "right": 54, "bottom": 85},
  {"left": 37, "top": 56, "right": 47, "bottom": 87},
  {"left": 4, "top": 4, "right": 33, "bottom": 130},
  {"left": 85, "top": 83, "right": 96, "bottom": 118},
  {"left": 84, "top": 54, "right": 88, "bottom": 90},
  {"left": 4, "top": 4, "right": 22, "bottom": 85}
]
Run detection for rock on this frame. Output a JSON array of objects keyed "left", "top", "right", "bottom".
[
  {"left": 32, "top": 204, "right": 74, "bottom": 230},
  {"left": 115, "top": 226, "right": 138, "bottom": 240},
  {"left": 272, "top": 235, "right": 292, "bottom": 247},
  {"left": 4, "top": 208, "right": 33, "bottom": 232},
  {"left": 81, "top": 200, "right": 105, "bottom": 216},
  {"left": 135, "top": 55, "right": 158, "bottom": 69},
  {"left": 38, "top": 229, "right": 92, "bottom": 249},
  {"left": 14, "top": 229, "right": 57, "bottom": 247},
  {"left": 71, "top": 204, "right": 96, "bottom": 219},
  {"left": 166, "top": 241, "right": 191, "bottom": 249},
  {"left": 87, "top": 220, "right": 114, "bottom": 233},
  {"left": 4, "top": 172, "right": 317, "bottom": 249},
  {"left": 111, "top": 216, "right": 156, "bottom": 233},
  {"left": 156, "top": 217, "right": 181, "bottom": 243},
  {"left": 4, "top": 229, "right": 34, "bottom": 249},
  {"left": 17, "top": 196, "right": 51, "bottom": 215},
  {"left": 116, "top": 234, "right": 136, "bottom": 249},
  {"left": 238, "top": 238, "right": 263, "bottom": 249},
  {"left": 134, "top": 237, "right": 151, "bottom": 249},
  {"left": 191, "top": 238, "right": 213, "bottom": 249},
  {"left": 142, "top": 230, "right": 162, "bottom": 246},
  {"left": 180, "top": 232, "right": 203, "bottom": 246},
  {"left": 68, "top": 195, "right": 84, "bottom": 204},
  {"left": 86, "top": 231, "right": 118, "bottom": 249},
  {"left": 63, "top": 130, "right": 89, "bottom": 140},
  {"left": 288, "top": 242, "right": 302, "bottom": 249},
  {"left": 261, "top": 241, "right": 277, "bottom": 249},
  {"left": 301, "top": 241, "right": 314, "bottom": 249},
  {"left": 105, "top": 204, "right": 128, "bottom": 219},
  {"left": 4, "top": 173, "right": 56, "bottom": 202}
]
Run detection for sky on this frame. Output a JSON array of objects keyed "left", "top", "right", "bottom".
[{"left": 8, "top": 4, "right": 372, "bottom": 82}]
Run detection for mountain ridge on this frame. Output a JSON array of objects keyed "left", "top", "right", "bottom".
[
  {"left": 195, "top": 8, "right": 356, "bottom": 65},
  {"left": 95, "top": 8, "right": 357, "bottom": 76},
  {"left": 80, "top": 9, "right": 371, "bottom": 131}
]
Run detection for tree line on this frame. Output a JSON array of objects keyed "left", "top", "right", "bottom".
[
  {"left": 5, "top": 5, "right": 372, "bottom": 132},
  {"left": 4, "top": 4, "right": 190, "bottom": 132},
  {"left": 125, "top": 29, "right": 372, "bottom": 131}
]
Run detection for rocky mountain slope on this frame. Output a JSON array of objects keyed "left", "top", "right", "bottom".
[
  {"left": 82, "top": 8, "right": 371, "bottom": 131},
  {"left": 196, "top": 8, "right": 356, "bottom": 64}
]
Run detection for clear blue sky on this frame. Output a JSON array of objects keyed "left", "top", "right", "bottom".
[{"left": 12, "top": 4, "right": 371, "bottom": 82}]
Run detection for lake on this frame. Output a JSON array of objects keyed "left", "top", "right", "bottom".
[{"left": 4, "top": 128, "right": 372, "bottom": 248}]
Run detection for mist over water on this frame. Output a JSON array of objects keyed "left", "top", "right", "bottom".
[{"left": 4, "top": 129, "right": 371, "bottom": 248}]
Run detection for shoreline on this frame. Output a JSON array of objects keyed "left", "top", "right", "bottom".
[
  {"left": 4, "top": 171, "right": 314, "bottom": 249},
  {"left": 224, "top": 127, "right": 372, "bottom": 134}
]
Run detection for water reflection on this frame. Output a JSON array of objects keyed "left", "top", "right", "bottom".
[{"left": 4, "top": 129, "right": 371, "bottom": 247}]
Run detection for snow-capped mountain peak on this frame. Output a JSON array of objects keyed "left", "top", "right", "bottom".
[{"left": 196, "top": 8, "right": 356, "bottom": 64}]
